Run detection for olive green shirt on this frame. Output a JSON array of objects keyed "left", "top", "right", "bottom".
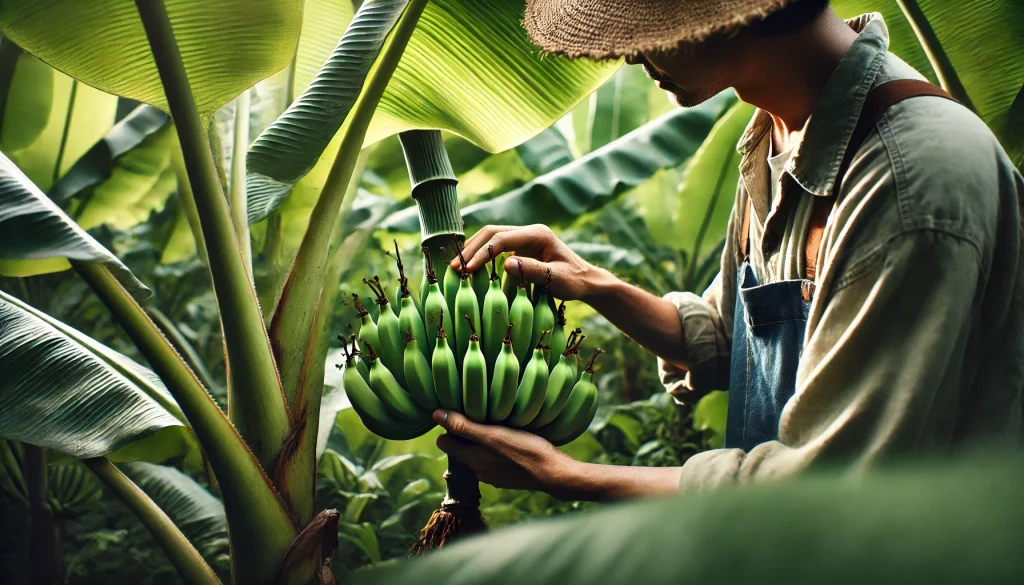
[{"left": 659, "top": 13, "right": 1024, "bottom": 491}]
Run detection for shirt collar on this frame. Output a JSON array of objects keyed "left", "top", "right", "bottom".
[{"left": 736, "top": 13, "right": 891, "bottom": 196}]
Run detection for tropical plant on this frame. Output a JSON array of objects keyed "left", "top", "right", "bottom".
[
  {"left": 0, "top": 0, "right": 1021, "bottom": 583},
  {"left": 0, "top": 0, "right": 615, "bottom": 582}
]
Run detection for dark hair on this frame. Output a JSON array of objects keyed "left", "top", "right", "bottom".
[{"left": 747, "top": 0, "right": 831, "bottom": 36}]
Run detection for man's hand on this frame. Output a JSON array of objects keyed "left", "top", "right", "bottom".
[
  {"left": 432, "top": 409, "right": 584, "bottom": 500},
  {"left": 448, "top": 224, "right": 607, "bottom": 302},
  {"left": 432, "top": 409, "right": 686, "bottom": 501},
  {"left": 449, "top": 224, "right": 689, "bottom": 366}
]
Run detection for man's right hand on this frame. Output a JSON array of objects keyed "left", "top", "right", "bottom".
[
  {"left": 448, "top": 224, "right": 607, "bottom": 302},
  {"left": 451, "top": 224, "right": 689, "bottom": 367}
]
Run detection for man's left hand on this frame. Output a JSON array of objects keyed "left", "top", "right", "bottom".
[{"left": 432, "top": 409, "right": 582, "bottom": 500}]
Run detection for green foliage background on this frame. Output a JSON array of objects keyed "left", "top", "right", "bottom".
[{"left": 0, "top": 0, "right": 1021, "bottom": 583}]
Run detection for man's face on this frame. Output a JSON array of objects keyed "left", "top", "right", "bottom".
[{"left": 627, "top": 40, "right": 737, "bottom": 107}]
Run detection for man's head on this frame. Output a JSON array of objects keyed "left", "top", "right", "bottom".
[
  {"left": 630, "top": 0, "right": 832, "bottom": 106},
  {"left": 525, "top": 0, "right": 832, "bottom": 106}
]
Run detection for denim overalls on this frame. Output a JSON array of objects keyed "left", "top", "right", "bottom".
[{"left": 723, "top": 79, "right": 955, "bottom": 452}]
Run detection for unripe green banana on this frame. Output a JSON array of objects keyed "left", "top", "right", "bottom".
[
  {"left": 551, "top": 394, "right": 598, "bottom": 447},
  {"left": 506, "top": 332, "right": 551, "bottom": 427},
  {"left": 421, "top": 246, "right": 455, "bottom": 353},
  {"left": 454, "top": 270, "right": 481, "bottom": 370},
  {"left": 536, "top": 376, "right": 598, "bottom": 445},
  {"left": 365, "top": 276, "right": 405, "bottom": 386},
  {"left": 353, "top": 295, "right": 379, "bottom": 371},
  {"left": 526, "top": 329, "right": 584, "bottom": 429},
  {"left": 482, "top": 246, "right": 510, "bottom": 376},
  {"left": 338, "top": 334, "right": 370, "bottom": 383},
  {"left": 403, "top": 334, "right": 440, "bottom": 411},
  {"left": 461, "top": 315, "right": 488, "bottom": 423},
  {"left": 548, "top": 301, "right": 568, "bottom": 367},
  {"left": 362, "top": 340, "right": 423, "bottom": 422},
  {"left": 531, "top": 268, "right": 556, "bottom": 364},
  {"left": 508, "top": 259, "right": 535, "bottom": 365},
  {"left": 339, "top": 338, "right": 432, "bottom": 440},
  {"left": 536, "top": 349, "right": 604, "bottom": 445},
  {"left": 388, "top": 241, "right": 430, "bottom": 360},
  {"left": 386, "top": 240, "right": 424, "bottom": 315},
  {"left": 488, "top": 324, "right": 520, "bottom": 422},
  {"left": 442, "top": 263, "right": 460, "bottom": 326},
  {"left": 431, "top": 323, "right": 461, "bottom": 411},
  {"left": 471, "top": 262, "right": 490, "bottom": 306}
]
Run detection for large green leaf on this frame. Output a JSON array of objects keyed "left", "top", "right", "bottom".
[
  {"left": 674, "top": 101, "right": 755, "bottom": 278},
  {"left": 367, "top": 0, "right": 620, "bottom": 151},
  {"left": 0, "top": 0, "right": 302, "bottom": 116},
  {"left": 355, "top": 454, "right": 1024, "bottom": 585},
  {"left": 49, "top": 105, "right": 171, "bottom": 206},
  {"left": 0, "top": 151, "right": 149, "bottom": 299},
  {"left": 0, "top": 46, "right": 119, "bottom": 192},
  {"left": 0, "top": 290, "right": 183, "bottom": 459},
  {"left": 248, "top": 0, "right": 619, "bottom": 223},
  {"left": 380, "top": 92, "right": 736, "bottom": 232},
  {"left": 121, "top": 462, "right": 230, "bottom": 573},
  {"left": 67, "top": 112, "right": 179, "bottom": 232},
  {"left": 245, "top": 0, "right": 394, "bottom": 223}
]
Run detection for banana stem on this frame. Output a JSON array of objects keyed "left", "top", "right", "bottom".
[
  {"left": 410, "top": 451, "right": 486, "bottom": 555},
  {"left": 229, "top": 89, "right": 252, "bottom": 277},
  {"left": 85, "top": 458, "right": 222, "bottom": 585}
]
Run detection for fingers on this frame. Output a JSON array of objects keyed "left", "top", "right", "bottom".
[
  {"left": 432, "top": 409, "right": 496, "bottom": 444},
  {"left": 450, "top": 225, "right": 554, "bottom": 274},
  {"left": 503, "top": 256, "right": 550, "bottom": 288},
  {"left": 435, "top": 433, "right": 485, "bottom": 461},
  {"left": 465, "top": 226, "right": 552, "bottom": 274},
  {"left": 449, "top": 225, "right": 514, "bottom": 271}
]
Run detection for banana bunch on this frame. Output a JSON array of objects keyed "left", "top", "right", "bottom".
[{"left": 337, "top": 240, "right": 603, "bottom": 446}]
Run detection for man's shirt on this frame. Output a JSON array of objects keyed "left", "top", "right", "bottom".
[{"left": 659, "top": 13, "right": 1024, "bottom": 490}]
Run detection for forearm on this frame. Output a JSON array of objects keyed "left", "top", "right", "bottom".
[
  {"left": 584, "top": 268, "right": 688, "bottom": 366},
  {"left": 551, "top": 460, "right": 683, "bottom": 502}
]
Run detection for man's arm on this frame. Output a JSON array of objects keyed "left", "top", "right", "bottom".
[
  {"left": 431, "top": 410, "right": 683, "bottom": 501},
  {"left": 451, "top": 224, "right": 692, "bottom": 366},
  {"left": 434, "top": 228, "right": 983, "bottom": 500}
]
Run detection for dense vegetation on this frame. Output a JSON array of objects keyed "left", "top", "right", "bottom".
[{"left": 0, "top": 0, "right": 1020, "bottom": 584}]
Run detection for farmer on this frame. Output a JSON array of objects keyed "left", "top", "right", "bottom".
[{"left": 437, "top": 0, "right": 1024, "bottom": 499}]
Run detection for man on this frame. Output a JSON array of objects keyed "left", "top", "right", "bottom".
[{"left": 432, "top": 0, "right": 1024, "bottom": 499}]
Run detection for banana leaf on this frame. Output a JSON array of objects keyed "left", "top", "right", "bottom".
[
  {"left": 0, "top": 0, "right": 302, "bottom": 117},
  {"left": 121, "top": 462, "right": 230, "bottom": 573},
  {"left": 0, "top": 151, "right": 149, "bottom": 298},
  {"left": 48, "top": 105, "right": 171, "bottom": 207},
  {"left": 67, "top": 114, "right": 179, "bottom": 233},
  {"left": 673, "top": 101, "right": 756, "bottom": 278},
  {"left": 0, "top": 44, "right": 119, "bottom": 192},
  {"left": 354, "top": 453, "right": 1024, "bottom": 585},
  {"left": 0, "top": 290, "right": 184, "bottom": 460},
  {"left": 381, "top": 92, "right": 736, "bottom": 232},
  {"left": 245, "top": 0, "right": 619, "bottom": 223},
  {"left": 244, "top": 0, "right": 391, "bottom": 223}
]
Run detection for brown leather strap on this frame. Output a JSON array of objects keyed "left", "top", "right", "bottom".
[
  {"left": 803, "top": 79, "right": 955, "bottom": 280},
  {"left": 739, "top": 196, "right": 752, "bottom": 260}
]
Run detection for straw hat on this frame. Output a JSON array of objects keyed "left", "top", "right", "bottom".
[{"left": 523, "top": 0, "right": 800, "bottom": 59}]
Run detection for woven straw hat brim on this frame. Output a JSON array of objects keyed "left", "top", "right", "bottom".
[{"left": 524, "top": 0, "right": 799, "bottom": 59}]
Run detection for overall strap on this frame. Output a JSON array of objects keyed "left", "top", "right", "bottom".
[{"left": 803, "top": 79, "right": 955, "bottom": 279}]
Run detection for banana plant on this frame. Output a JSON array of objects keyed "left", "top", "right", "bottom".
[{"left": 0, "top": 0, "right": 615, "bottom": 583}]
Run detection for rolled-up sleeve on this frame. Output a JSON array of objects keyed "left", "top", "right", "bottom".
[
  {"left": 679, "top": 229, "right": 983, "bottom": 491},
  {"left": 659, "top": 276, "right": 732, "bottom": 404}
]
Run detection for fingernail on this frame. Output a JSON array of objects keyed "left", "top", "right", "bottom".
[{"left": 432, "top": 409, "right": 447, "bottom": 424}]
